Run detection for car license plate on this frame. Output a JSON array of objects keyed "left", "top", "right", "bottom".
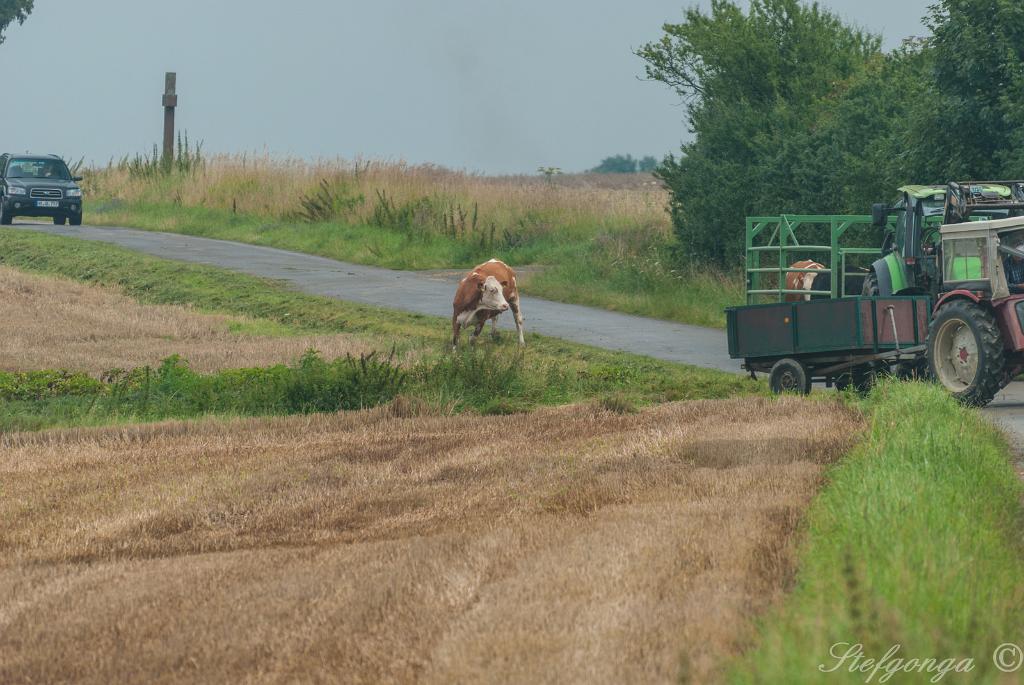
[{"left": 36, "top": 200, "right": 59, "bottom": 208}]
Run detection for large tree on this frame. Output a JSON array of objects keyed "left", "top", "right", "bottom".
[
  {"left": 637, "top": 0, "right": 881, "bottom": 265},
  {"left": 0, "top": 0, "right": 33, "bottom": 44},
  {"left": 919, "top": 0, "right": 1024, "bottom": 179}
]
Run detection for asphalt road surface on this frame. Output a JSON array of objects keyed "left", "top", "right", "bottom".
[{"left": 11, "top": 222, "right": 1024, "bottom": 448}]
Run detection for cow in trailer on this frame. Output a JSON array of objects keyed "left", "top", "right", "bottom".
[
  {"left": 451, "top": 259, "right": 526, "bottom": 348},
  {"left": 784, "top": 260, "right": 826, "bottom": 301},
  {"left": 785, "top": 260, "right": 867, "bottom": 300}
]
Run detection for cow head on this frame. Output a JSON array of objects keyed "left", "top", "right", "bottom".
[{"left": 478, "top": 275, "right": 510, "bottom": 311}]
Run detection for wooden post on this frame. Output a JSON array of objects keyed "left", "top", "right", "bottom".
[{"left": 162, "top": 72, "right": 178, "bottom": 167}]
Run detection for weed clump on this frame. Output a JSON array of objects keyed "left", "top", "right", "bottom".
[
  {"left": 295, "top": 177, "right": 365, "bottom": 223},
  {"left": 597, "top": 392, "right": 639, "bottom": 414}
]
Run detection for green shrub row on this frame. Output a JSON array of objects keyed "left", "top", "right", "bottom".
[{"left": 0, "top": 350, "right": 407, "bottom": 431}]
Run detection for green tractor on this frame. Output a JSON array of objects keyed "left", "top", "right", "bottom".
[
  {"left": 866, "top": 181, "right": 1024, "bottom": 405},
  {"left": 865, "top": 181, "right": 1024, "bottom": 298}
]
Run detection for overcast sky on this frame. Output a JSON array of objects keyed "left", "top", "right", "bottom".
[{"left": 1, "top": 1, "right": 932, "bottom": 173}]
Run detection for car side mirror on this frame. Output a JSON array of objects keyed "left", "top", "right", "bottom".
[
  {"left": 72, "top": 176, "right": 83, "bottom": 182},
  {"left": 871, "top": 203, "right": 889, "bottom": 227}
]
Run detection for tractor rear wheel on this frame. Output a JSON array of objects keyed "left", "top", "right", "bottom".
[
  {"left": 769, "top": 358, "right": 811, "bottom": 395},
  {"left": 927, "top": 300, "right": 1005, "bottom": 407}
]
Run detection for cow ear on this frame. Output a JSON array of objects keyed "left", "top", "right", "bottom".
[{"left": 500, "top": 280, "right": 508, "bottom": 287}]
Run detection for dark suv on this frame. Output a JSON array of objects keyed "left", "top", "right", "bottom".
[{"left": 0, "top": 154, "right": 83, "bottom": 225}]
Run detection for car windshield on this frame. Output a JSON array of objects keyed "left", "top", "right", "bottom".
[{"left": 6, "top": 158, "right": 71, "bottom": 181}]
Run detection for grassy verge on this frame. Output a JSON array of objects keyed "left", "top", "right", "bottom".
[
  {"left": 730, "top": 381, "right": 1024, "bottom": 683},
  {"left": 86, "top": 199, "right": 743, "bottom": 328},
  {"left": 0, "top": 230, "right": 758, "bottom": 431}
]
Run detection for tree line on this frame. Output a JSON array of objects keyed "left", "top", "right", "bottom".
[
  {"left": 639, "top": 0, "right": 1024, "bottom": 266},
  {"left": 590, "top": 154, "right": 659, "bottom": 174}
]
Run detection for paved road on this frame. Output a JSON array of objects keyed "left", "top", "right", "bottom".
[
  {"left": 12, "top": 223, "right": 735, "bottom": 371},
  {"left": 10, "top": 222, "right": 1024, "bottom": 445}
]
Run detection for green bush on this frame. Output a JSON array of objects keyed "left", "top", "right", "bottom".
[
  {"left": 412, "top": 347, "right": 529, "bottom": 409},
  {"left": 0, "top": 369, "right": 104, "bottom": 401},
  {"left": 0, "top": 350, "right": 408, "bottom": 431}
]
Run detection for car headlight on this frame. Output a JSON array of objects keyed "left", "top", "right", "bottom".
[
  {"left": 7, "top": 186, "right": 26, "bottom": 196},
  {"left": 66, "top": 188, "right": 82, "bottom": 198}
]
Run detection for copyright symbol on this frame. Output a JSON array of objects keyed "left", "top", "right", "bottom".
[{"left": 994, "top": 643, "right": 1024, "bottom": 672}]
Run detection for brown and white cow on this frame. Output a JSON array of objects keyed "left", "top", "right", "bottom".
[
  {"left": 452, "top": 259, "right": 525, "bottom": 348},
  {"left": 785, "top": 260, "right": 825, "bottom": 301}
]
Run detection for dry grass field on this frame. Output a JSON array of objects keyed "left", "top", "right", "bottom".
[
  {"left": 0, "top": 396, "right": 863, "bottom": 684},
  {"left": 86, "top": 155, "right": 670, "bottom": 231},
  {"left": 0, "top": 266, "right": 370, "bottom": 374}
]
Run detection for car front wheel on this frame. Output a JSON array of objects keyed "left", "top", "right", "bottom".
[{"left": 69, "top": 213, "right": 82, "bottom": 226}]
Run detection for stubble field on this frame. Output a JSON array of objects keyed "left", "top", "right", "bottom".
[
  {"left": 0, "top": 396, "right": 862, "bottom": 684},
  {"left": 0, "top": 265, "right": 371, "bottom": 374}
]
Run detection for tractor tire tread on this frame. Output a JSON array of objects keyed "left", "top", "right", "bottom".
[{"left": 926, "top": 300, "right": 1005, "bottom": 407}]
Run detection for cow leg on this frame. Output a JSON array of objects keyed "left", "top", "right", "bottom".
[
  {"left": 490, "top": 316, "right": 500, "bottom": 341},
  {"left": 471, "top": 316, "right": 486, "bottom": 342},
  {"left": 510, "top": 300, "right": 525, "bottom": 346},
  {"left": 451, "top": 314, "right": 462, "bottom": 350}
]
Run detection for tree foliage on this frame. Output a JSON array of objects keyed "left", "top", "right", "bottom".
[
  {"left": 592, "top": 154, "right": 639, "bottom": 173},
  {"left": 591, "top": 154, "right": 662, "bottom": 173},
  {"left": 640, "top": 0, "right": 1024, "bottom": 267},
  {"left": 0, "top": 0, "right": 33, "bottom": 44}
]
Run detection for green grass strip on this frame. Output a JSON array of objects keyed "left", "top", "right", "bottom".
[{"left": 730, "top": 380, "right": 1024, "bottom": 684}]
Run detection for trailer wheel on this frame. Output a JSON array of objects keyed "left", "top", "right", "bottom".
[
  {"left": 769, "top": 358, "right": 811, "bottom": 395},
  {"left": 927, "top": 300, "right": 1005, "bottom": 407}
]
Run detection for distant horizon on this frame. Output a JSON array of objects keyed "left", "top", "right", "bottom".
[{"left": 1, "top": 0, "right": 932, "bottom": 174}]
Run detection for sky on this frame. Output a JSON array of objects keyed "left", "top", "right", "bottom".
[{"left": 1, "top": 1, "right": 933, "bottom": 173}]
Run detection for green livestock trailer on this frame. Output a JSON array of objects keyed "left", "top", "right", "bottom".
[{"left": 729, "top": 214, "right": 930, "bottom": 393}]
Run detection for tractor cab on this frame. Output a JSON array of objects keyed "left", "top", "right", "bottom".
[
  {"left": 867, "top": 185, "right": 947, "bottom": 296},
  {"left": 939, "top": 217, "right": 1024, "bottom": 299}
]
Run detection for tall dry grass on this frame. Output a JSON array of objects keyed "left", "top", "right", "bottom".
[
  {"left": 0, "top": 266, "right": 370, "bottom": 374},
  {"left": 0, "top": 396, "right": 863, "bottom": 684},
  {"left": 85, "top": 154, "right": 671, "bottom": 233}
]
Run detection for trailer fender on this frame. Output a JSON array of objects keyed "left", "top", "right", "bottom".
[{"left": 870, "top": 253, "right": 909, "bottom": 296}]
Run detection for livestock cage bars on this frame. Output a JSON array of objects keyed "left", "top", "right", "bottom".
[{"left": 745, "top": 215, "right": 884, "bottom": 304}]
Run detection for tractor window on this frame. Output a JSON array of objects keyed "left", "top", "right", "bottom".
[{"left": 944, "top": 238, "right": 988, "bottom": 282}]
